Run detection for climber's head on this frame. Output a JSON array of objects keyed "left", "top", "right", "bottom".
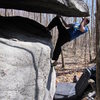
[{"left": 82, "top": 17, "right": 90, "bottom": 25}]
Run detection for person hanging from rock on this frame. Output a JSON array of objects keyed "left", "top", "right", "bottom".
[{"left": 46, "top": 15, "right": 90, "bottom": 66}]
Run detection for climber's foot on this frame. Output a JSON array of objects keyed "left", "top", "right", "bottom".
[{"left": 52, "top": 60, "right": 58, "bottom": 66}]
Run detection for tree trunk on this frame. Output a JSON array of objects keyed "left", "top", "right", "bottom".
[
  {"left": 88, "top": 27, "right": 92, "bottom": 62},
  {"left": 61, "top": 49, "right": 65, "bottom": 68},
  {"left": 96, "top": 0, "right": 100, "bottom": 99}
]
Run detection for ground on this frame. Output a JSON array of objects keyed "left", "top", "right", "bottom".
[{"left": 55, "top": 50, "right": 96, "bottom": 83}]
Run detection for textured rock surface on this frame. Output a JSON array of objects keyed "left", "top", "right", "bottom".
[
  {"left": 0, "top": 16, "right": 56, "bottom": 100},
  {"left": 0, "top": 0, "right": 89, "bottom": 17}
]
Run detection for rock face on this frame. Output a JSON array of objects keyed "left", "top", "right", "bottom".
[
  {"left": 0, "top": 0, "right": 89, "bottom": 17},
  {"left": 0, "top": 16, "right": 56, "bottom": 100}
]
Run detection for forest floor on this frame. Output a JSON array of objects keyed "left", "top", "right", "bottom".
[{"left": 55, "top": 50, "right": 96, "bottom": 83}]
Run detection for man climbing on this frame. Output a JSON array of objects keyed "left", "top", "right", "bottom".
[{"left": 46, "top": 16, "right": 90, "bottom": 66}]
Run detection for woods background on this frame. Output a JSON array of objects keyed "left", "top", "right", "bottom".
[{"left": 0, "top": 0, "right": 96, "bottom": 68}]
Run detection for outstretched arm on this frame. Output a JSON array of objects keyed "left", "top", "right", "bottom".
[{"left": 80, "top": 18, "right": 86, "bottom": 32}]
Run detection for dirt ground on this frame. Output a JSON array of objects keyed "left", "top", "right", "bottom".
[
  {"left": 55, "top": 63, "right": 94, "bottom": 83},
  {"left": 55, "top": 50, "right": 96, "bottom": 83}
]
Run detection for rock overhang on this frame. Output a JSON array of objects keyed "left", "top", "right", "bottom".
[
  {"left": 0, "top": 0, "right": 89, "bottom": 17},
  {"left": 0, "top": 16, "right": 52, "bottom": 39}
]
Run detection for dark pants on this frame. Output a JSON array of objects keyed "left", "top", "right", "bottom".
[{"left": 47, "top": 16, "right": 70, "bottom": 60}]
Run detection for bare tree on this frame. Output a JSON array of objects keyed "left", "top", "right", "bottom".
[
  {"left": 61, "top": 48, "right": 65, "bottom": 68},
  {"left": 96, "top": 0, "right": 100, "bottom": 99}
]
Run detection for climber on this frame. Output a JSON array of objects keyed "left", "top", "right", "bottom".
[{"left": 46, "top": 16, "right": 90, "bottom": 66}]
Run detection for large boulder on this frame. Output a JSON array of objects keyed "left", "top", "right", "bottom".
[
  {"left": 0, "top": 16, "right": 56, "bottom": 100},
  {"left": 0, "top": 0, "right": 89, "bottom": 17}
]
